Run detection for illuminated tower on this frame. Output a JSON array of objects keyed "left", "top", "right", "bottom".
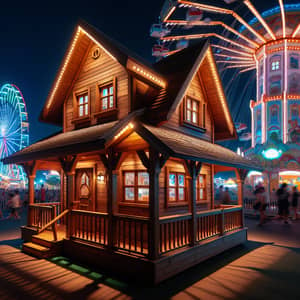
[{"left": 153, "top": 1, "right": 300, "bottom": 190}]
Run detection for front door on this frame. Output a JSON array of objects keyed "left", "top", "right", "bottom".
[{"left": 75, "top": 168, "right": 94, "bottom": 211}]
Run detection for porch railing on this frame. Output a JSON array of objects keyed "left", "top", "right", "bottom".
[
  {"left": 223, "top": 206, "right": 243, "bottom": 233},
  {"left": 159, "top": 214, "right": 191, "bottom": 254},
  {"left": 115, "top": 214, "right": 149, "bottom": 256},
  {"left": 68, "top": 210, "right": 108, "bottom": 246},
  {"left": 28, "top": 204, "right": 55, "bottom": 228},
  {"left": 196, "top": 209, "right": 221, "bottom": 241}
]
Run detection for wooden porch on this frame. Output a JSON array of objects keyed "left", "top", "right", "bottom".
[{"left": 22, "top": 202, "right": 245, "bottom": 283}]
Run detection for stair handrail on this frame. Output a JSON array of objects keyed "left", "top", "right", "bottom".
[{"left": 38, "top": 209, "right": 70, "bottom": 241}]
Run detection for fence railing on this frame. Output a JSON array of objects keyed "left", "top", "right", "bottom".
[
  {"left": 115, "top": 214, "right": 149, "bottom": 256},
  {"left": 223, "top": 206, "right": 243, "bottom": 233},
  {"left": 196, "top": 209, "right": 221, "bottom": 241},
  {"left": 244, "top": 198, "right": 278, "bottom": 213},
  {"left": 68, "top": 210, "right": 108, "bottom": 246},
  {"left": 159, "top": 214, "right": 191, "bottom": 254},
  {"left": 28, "top": 204, "right": 55, "bottom": 228}
]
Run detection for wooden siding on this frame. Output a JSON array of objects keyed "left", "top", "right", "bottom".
[
  {"left": 64, "top": 43, "right": 129, "bottom": 132},
  {"left": 165, "top": 71, "right": 213, "bottom": 142}
]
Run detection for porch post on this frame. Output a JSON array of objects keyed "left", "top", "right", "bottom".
[
  {"left": 236, "top": 169, "right": 249, "bottom": 228},
  {"left": 148, "top": 148, "right": 161, "bottom": 260},
  {"left": 22, "top": 161, "right": 37, "bottom": 226},
  {"left": 100, "top": 150, "right": 122, "bottom": 250},
  {"left": 28, "top": 175, "right": 35, "bottom": 205},
  {"left": 59, "top": 156, "right": 77, "bottom": 210},
  {"left": 185, "top": 160, "right": 202, "bottom": 247},
  {"left": 66, "top": 172, "right": 75, "bottom": 210}
]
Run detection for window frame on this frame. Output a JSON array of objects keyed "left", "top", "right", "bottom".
[
  {"left": 72, "top": 88, "right": 91, "bottom": 123},
  {"left": 196, "top": 174, "right": 207, "bottom": 203},
  {"left": 166, "top": 169, "right": 187, "bottom": 206},
  {"left": 95, "top": 78, "right": 118, "bottom": 115},
  {"left": 182, "top": 96, "right": 206, "bottom": 131},
  {"left": 122, "top": 170, "right": 149, "bottom": 204}
]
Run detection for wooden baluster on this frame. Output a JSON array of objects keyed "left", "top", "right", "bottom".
[{"left": 140, "top": 223, "right": 144, "bottom": 254}]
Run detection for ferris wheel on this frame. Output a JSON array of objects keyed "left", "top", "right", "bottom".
[{"left": 0, "top": 84, "right": 29, "bottom": 184}]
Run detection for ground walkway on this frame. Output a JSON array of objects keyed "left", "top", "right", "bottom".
[{"left": 0, "top": 209, "right": 300, "bottom": 299}]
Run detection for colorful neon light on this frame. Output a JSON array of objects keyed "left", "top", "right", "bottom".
[{"left": 262, "top": 148, "right": 282, "bottom": 160}]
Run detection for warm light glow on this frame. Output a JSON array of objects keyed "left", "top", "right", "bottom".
[
  {"left": 283, "top": 39, "right": 288, "bottom": 143},
  {"left": 45, "top": 25, "right": 119, "bottom": 112},
  {"left": 248, "top": 170, "right": 263, "bottom": 177},
  {"left": 207, "top": 48, "right": 233, "bottom": 134},
  {"left": 114, "top": 122, "right": 134, "bottom": 140},
  {"left": 214, "top": 53, "right": 253, "bottom": 61},
  {"left": 127, "top": 60, "right": 166, "bottom": 88},
  {"left": 165, "top": 20, "right": 259, "bottom": 48},
  {"left": 46, "top": 28, "right": 81, "bottom": 110},
  {"left": 250, "top": 104, "right": 255, "bottom": 147},
  {"left": 162, "top": 33, "right": 254, "bottom": 53},
  {"left": 278, "top": 0, "right": 286, "bottom": 38},
  {"left": 177, "top": 0, "right": 266, "bottom": 43},
  {"left": 279, "top": 171, "right": 300, "bottom": 176},
  {"left": 211, "top": 45, "right": 253, "bottom": 58},
  {"left": 239, "top": 66, "right": 256, "bottom": 73},
  {"left": 292, "top": 24, "right": 300, "bottom": 37},
  {"left": 244, "top": 0, "right": 276, "bottom": 40}
]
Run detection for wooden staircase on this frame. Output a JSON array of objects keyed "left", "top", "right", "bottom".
[
  {"left": 23, "top": 227, "right": 65, "bottom": 258},
  {"left": 23, "top": 209, "right": 69, "bottom": 259}
]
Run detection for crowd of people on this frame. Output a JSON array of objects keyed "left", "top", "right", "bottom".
[
  {"left": 0, "top": 185, "right": 60, "bottom": 220},
  {"left": 253, "top": 183, "right": 299, "bottom": 226}
]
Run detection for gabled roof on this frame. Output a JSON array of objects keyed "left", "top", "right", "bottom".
[
  {"left": 41, "top": 20, "right": 164, "bottom": 125},
  {"left": 148, "top": 41, "right": 236, "bottom": 141}
]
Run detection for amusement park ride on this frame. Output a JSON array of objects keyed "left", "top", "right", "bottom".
[
  {"left": 0, "top": 84, "right": 29, "bottom": 188},
  {"left": 150, "top": 0, "right": 300, "bottom": 190}
]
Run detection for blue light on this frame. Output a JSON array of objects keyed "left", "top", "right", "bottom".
[{"left": 239, "top": 4, "right": 300, "bottom": 33}]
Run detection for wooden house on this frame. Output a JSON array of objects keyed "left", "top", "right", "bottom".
[{"left": 4, "top": 21, "right": 261, "bottom": 284}]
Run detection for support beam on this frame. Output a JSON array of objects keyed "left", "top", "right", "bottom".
[
  {"left": 148, "top": 148, "right": 162, "bottom": 260},
  {"left": 99, "top": 149, "right": 122, "bottom": 250},
  {"left": 59, "top": 155, "right": 78, "bottom": 209},
  {"left": 185, "top": 160, "right": 202, "bottom": 246}
]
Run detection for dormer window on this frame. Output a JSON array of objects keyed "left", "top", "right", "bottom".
[
  {"left": 77, "top": 93, "right": 89, "bottom": 117},
  {"left": 100, "top": 83, "right": 115, "bottom": 111},
  {"left": 183, "top": 96, "right": 206, "bottom": 130}
]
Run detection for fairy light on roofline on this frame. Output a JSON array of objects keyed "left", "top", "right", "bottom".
[
  {"left": 206, "top": 48, "right": 233, "bottom": 135},
  {"left": 114, "top": 123, "right": 134, "bottom": 140},
  {"left": 127, "top": 59, "right": 166, "bottom": 88},
  {"left": 46, "top": 27, "right": 81, "bottom": 110},
  {"left": 292, "top": 24, "right": 300, "bottom": 37},
  {"left": 45, "top": 25, "right": 118, "bottom": 112}
]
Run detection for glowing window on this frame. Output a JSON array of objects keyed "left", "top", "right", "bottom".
[
  {"left": 168, "top": 172, "right": 186, "bottom": 203},
  {"left": 100, "top": 83, "right": 115, "bottom": 111},
  {"left": 80, "top": 172, "right": 90, "bottom": 198},
  {"left": 184, "top": 97, "right": 206, "bottom": 128},
  {"left": 123, "top": 171, "right": 149, "bottom": 202},
  {"left": 271, "top": 60, "right": 280, "bottom": 71},
  {"left": 77, "top": 93, "right": 89, "bottom": 117},
  {"left": 197, "top": 174, "right": 206, "bottom": 202}
]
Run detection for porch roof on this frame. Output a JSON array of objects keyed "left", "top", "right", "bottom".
[{"left": 138, "top": 124, "right": 262, "bottom": 171}]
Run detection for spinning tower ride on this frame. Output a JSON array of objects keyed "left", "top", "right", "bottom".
[{"left": 152, "top": 0, "right": 300, "bottom": 190}]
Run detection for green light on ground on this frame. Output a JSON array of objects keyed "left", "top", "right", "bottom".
[
  {"left": 69, "top": 264, "right": 89, "bottom": 274},
  {"left": 105, "top": 278, "right": 127, "bottom": 289}
]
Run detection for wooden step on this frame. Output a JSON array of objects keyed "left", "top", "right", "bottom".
[
  {"left": 23, "top": 242, "right": 51, "bottom": 259},
  {"left": 32, "top": 235, "right": 63, "bottom": 248}
]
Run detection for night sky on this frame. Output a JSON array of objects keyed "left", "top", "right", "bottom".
[{"left": 0, "top": 0, "right": 296, "bottom": 145}]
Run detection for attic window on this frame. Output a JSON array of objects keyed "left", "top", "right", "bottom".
[
  {"left": 183, "top": 96, "right": 206, "bottom": 130},
  {"left": 100, "top": 83, "right": 115, "bottom": 111},
  {"left": 77, "top": 93, "right": 89, "bottom": 117}
]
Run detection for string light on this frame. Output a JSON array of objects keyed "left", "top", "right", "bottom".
[{"left": 114, "top": 123, "right": 134, "bottom": 140}]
